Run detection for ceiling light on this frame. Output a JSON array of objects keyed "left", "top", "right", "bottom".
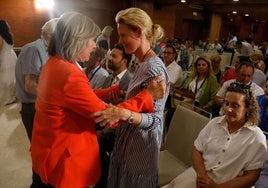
[
  {"left": 232, "top": 11, "right": 237, "bottom": 14},
  {"left": 233, "top": 0, "right": 239, "bottom": 2},
  {"left": 181, "top": 0, "right": 186, "bottom": 3},
  {"left": 245, "top": 14, "right": 249, "bottom": 17}
]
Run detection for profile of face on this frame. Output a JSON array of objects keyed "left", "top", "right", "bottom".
[
  {"left": 196, "top": 59, "right": 208, "bottom": 75},
  {"left": 117, "top": 23, "right": 140, "bottom": 54},
  {"left": 224, "top": 91, "right": 248, "bottom": 125},
  {"left": 108, "top": 48, "right": 124, "bottom": 71},
  {"left": 163, "top": 46, "right": 176, "bottom": 64},
  {"left": 236, "top": 65, "right": 254, "bottom": 84},
  {"left": 78, "top": 38, "right": 96, "bottom": 63}
]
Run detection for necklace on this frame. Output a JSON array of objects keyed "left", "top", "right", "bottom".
[{"left": 141, "top": 48, "right": 151, "bottom": 62}]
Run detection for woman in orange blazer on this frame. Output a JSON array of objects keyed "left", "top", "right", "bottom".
[{"left": 30, "top": 12, "right": 165, "bottom": 188}]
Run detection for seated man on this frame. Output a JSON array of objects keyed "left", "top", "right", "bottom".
[
  {"left": 163, "top": 83, "right": 267, "bottom": 188},
  {"left": 214, "top": 61, "right": 264, "bottom": 116}
]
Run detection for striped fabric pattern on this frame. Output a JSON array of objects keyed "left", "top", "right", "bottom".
[{"left": 108, "top": 56, "right": 170, "bottom": 188}]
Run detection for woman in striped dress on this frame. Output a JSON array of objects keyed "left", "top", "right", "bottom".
[{"left": 93, "top": 7, "right": 169, "bottom": 188}]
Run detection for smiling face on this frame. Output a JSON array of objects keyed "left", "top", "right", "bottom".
[
  {"left": 117, "top": 23, "right": 141, "bottom": 55},
  {"left": 224, "top": 91, "right": 248, "bottom": 126}
]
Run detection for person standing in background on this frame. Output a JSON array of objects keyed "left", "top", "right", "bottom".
[
  {"left": 15, "top": 18, "right": 59, "bottom": 188},
  {"left": 96, "top": 25, "right": 113, "bottom": 50},
  {"left": 0, "top": 20, "right": 17, "bottom": 106}
]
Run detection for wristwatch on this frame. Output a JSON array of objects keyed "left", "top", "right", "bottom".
[{"left": 128, "top": 111, "right": 134, "bottom": 124}]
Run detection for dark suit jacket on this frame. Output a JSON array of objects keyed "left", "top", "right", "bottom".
[{"left": 102, "top": 70, "right": 132, "bottom": 91}]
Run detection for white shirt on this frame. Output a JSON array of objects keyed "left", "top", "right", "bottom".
[
  {"left": 194, "top": 116, "right": 267, "bottom": 184},
  {"left": 166, "top": 60, "right": 183, "bottom": 85},
  {"left": 217, "top": 79, "right": 264, "bottom": 98}
]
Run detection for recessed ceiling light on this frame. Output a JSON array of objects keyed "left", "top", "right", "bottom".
[
  {"left": 181, "top": 0, "right": 186, "bottom": 3},
  {"left": 233, "top": 0, "right": 239, "bottom": 2},
  {"left": 232, "top": 11, "right": 237, "bottom": 14},
  {"left": 245, "top": 14, "right": 249, "bottom": 17}
]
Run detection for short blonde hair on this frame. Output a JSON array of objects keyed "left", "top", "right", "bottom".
[
  {"left": 115, "top": 7, "right": 164, "bottom": 45},
  {"left": 41, "top": 18, "right": 59, "bottom": 38},
  {"left": 48, "top": 12, "right": 100, "bottom": 62}
]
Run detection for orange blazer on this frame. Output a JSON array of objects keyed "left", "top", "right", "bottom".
[{"left": 31, "top": 56, "right": 154, "bottom": 188}]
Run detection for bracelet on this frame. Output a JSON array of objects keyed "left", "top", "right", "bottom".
[{"left": 127, "top": 111, "right": 134, "bottom": 124}]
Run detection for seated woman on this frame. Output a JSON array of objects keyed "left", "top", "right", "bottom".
[
  {"left": 163, "top": 82, "right": 267, "bottom": 188},
  {"left": 180, "top": 56, "right": 219, "bottom": 113}
]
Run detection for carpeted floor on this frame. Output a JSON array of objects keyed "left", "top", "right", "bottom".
[{"left": 0, "top": 102, "right": 31, "bottom": 188}]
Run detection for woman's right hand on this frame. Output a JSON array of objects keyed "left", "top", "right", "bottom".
[{"left": 147, "top": 75, "right": 166, "bottom": 100}]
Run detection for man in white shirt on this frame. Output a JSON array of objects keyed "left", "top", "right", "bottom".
[
  {"left": 214, "top": 61, "right": 264, "bottom": 115},
  {"left": 235, "top": 40, "right": 254, "bottom": 57},
  {"left": 163, "top": 43, "right": 183, "bottom": 130}
]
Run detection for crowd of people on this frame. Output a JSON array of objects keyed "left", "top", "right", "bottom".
[{"left": 0, "top": 6, "right": 268, "bottom": 188}]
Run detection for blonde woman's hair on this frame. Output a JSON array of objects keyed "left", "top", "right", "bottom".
[
  {"left": 48, "top": 12, "right": 101, "bottom": 62},
  {"left": 191, "top": 56, "right": 215, "bottom": 78},
  {"left": 115, "top": 7, "right": 164, "bottom": 45}
]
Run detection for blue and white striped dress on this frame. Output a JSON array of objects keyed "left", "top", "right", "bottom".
[{"left": 107, "top": 56, "right": 170, "bottom": 188}]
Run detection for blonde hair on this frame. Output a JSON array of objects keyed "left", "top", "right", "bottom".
[
  {"left": 115, "top": 7, "right": 164, "bottom": 45},
  {"left": 210, "top": 54, "right": 222, "bottom": 64},
  {"left": 48, "top": 12, "right": 100, "bottom": 62},
  {"left": 41, "top": 18, "right": 59, "bottom": 38}
]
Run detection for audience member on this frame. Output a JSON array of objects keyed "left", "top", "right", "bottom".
[
  {"left": 97, "top": 39, "right": 111, "bottom": 71},
  {"left": 250, "top": 50, "right": 265, "bottom": 72},
  {"left": 180, "top": 56, "right": 219, "bottom": 114},
  {"left": 92, "top": 7, "right": 169, "bottom": 188},
  {"left": 30, "top": 12, "right": 166, "bottom": 188},
  {"left": 95, "top": 43, "right": 132, "bottom": 188},
  {"left": 96, "top": 25, "right": 113, "bottom": 49},
  {"left": 214, "top": 61, "right": 264, "bottom": 116},
  {"left": 164, "top": 82, "right": 267, "bottom": 188},
  {"left": 208, "top": 38, "right": 223, "bottom": 53},
  {"left": 235, "top": 40, "right": 253, "bottom": 57},
  {"left": 258, "top": 80, "right": 268, "bottom": 138},
  {"left": 85, "top": 47, "right": 109, "bottom": 88},
  {"left": 0, "top": 20, "right": 17, "bottom": 106},
  {"left": 173, "top": 38, "right": 189, "bottom": 71},
  {"left": 163, "top": 43, "right": 183, "bottom": 130},
  {"left": 226, "top": 31, "right": 237, "bottom": 50},
  {"left": 15, "top": 17, "right": 58, "bottom": 188},
  {"left": 210, "top": 54, "right": 222, "bottom": 83}
]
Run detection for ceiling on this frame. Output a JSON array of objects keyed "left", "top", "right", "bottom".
[{"left": 155, "top": 0, "right": 268, "bottom": 22}]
